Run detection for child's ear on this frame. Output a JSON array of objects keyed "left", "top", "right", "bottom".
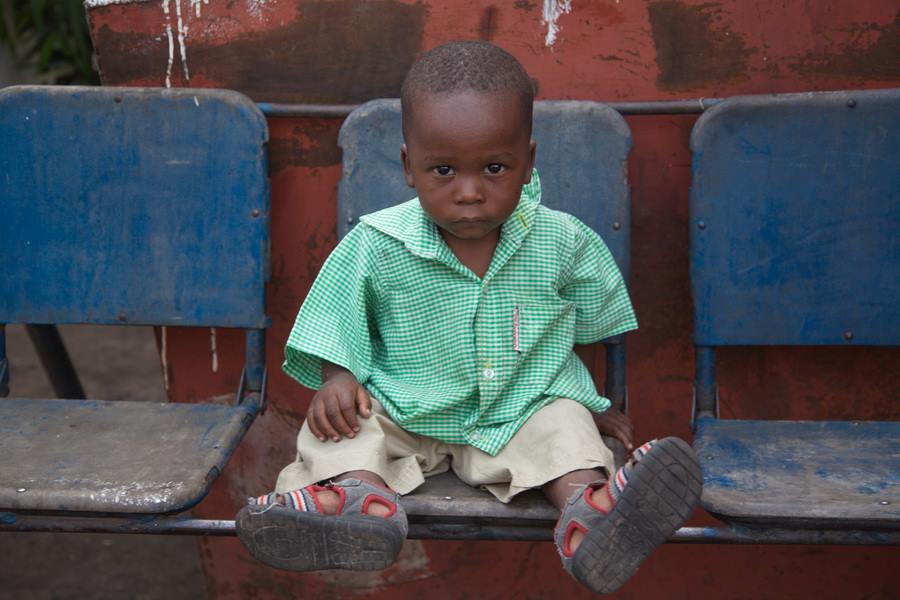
[{"left": 400, "top": 144, "right": 415, "bottom": 187}]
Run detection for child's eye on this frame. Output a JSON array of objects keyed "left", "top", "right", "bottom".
[
  {"left": 485, "top": 163, "right": 506, "bottom": 175},
  {"left": 433, "top": 166, "right": 454, "bottom": 176}
]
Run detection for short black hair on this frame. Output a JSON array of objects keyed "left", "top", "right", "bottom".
[{"left": 400, "top": 40, "right": 534, "bottom": 139}]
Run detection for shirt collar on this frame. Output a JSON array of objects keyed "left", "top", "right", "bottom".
[{"left": 362, "top": 169, "right": 542, "bottom": 275}]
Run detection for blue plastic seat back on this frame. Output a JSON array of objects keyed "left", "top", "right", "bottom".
[
  {"left": 337, "top": 100, "right": 632, "bottom": 276},
  {"left": 690, "top": 89, "right": 900, "bottom": 346},
  {"left": 0, "top": 86, "right": 269, "bottom": 328}
]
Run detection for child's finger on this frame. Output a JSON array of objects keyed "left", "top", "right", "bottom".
[
  {"left": 325, "top": 398, "right": 354, "bottom": 439},
  {"left": 339, "top": 392, "right": 360, "bottom": 433},
  {"left": 307, "top": 408, "right": 325, "bottom": 442},
  {"left": 316, "top": 400, "right": 342, "bottom": 442},
  {"left": 356, "top": 386, "right": 371, "bottom": 418},
  {"left": 613, "top": 421, "right": 634, "bottom": 450}
]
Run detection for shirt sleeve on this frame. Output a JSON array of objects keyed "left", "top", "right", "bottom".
[
  {"left": 282, "top": 224, "right": 376, "bottom": 389},
  {"left": 559, "top": 216, "right": 638, "bottom": 344}
]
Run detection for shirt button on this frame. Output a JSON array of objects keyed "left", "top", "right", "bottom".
[
  {"left": 471, "top": 432, "right": 482, "bottom": 441},
  {"left": 482, "top": 367, "right": 496, "bottom": 380}
]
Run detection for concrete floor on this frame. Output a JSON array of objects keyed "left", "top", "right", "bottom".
[{"left": 0, "top": 324, "right": 207, "bottom": 599}]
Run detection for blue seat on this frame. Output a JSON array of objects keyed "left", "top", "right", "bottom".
[
  {"left": 689, "top": 89, "right": 900, "bottom": 530},
  {"left": 0, "top": 86, "right": 269, "bottom": 514},
  {"left": 338, "top": 99, "right": 632, "bottom": 527}
]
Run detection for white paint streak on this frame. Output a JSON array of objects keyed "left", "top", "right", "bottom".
[
  {"left": 210, "top": 327, "right": 219, "bottom": 373},
  {"left": 246, "top": 0, "right": 268, "bottom": 19},
  {"left": 189, "top": 0, "right": 209, "bottom": 18},
  {"left": 161, "top": 325, "right": 170, "bottom": 391},
  {"left": 162, "top": 1, "right": 174, "bottom": 88},
  {"left": 174, "top": 0, "right": 190, "bottom": 81},
  {"left": 85, "top": 0, "right": 156, "bottom": 6},
  {"left": 542, "top": 0, "right": 573, "bottom": 47},
  {"left": 155, "top": 1, "right": 269, "bottom": 87}
]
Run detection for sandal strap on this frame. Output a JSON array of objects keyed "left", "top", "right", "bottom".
[
  {"left": 325, "top": 478, "right": 409, "bottom": 538},
  {"left": 554, "top": 480, "right": 609, "bottom": 572},
  {"left": 608, "top": 439, "right": 658, "bottom": 505},
  {"left": 553, "top": 438, "right": 661, "bottom": 575},
  {"left": 249, "top": 479, "right": 408, "bottom": 538}
]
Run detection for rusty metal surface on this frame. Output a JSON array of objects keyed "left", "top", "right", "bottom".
[{"left": 84, "top": 1, "right": 900, "bottom": 598}]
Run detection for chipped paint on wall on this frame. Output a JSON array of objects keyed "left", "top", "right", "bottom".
[
  {"left": 190, "top": 0, "right": 209, "bottom": 18},
  {"left": 648, "top": 1, "right": 752, "bottom": 91},
  {"left": 542, "top": 0, "right": 572, "bottom": 47},
  {"left": 94, "top": 1, "right": 270, "bottom": 87},
  {"left": 84, "top": 0, "right": 155, "bottom": 6},
  {"left": 789, "top": 12, "right": 900, "bottom": 81}
]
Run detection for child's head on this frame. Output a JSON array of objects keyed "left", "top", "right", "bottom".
[
  {"left": 400, "top": 40, "right": 534, "bottom": 141},
  {"left": 399, "top": 41, "right": 536, "bottom": 245}
]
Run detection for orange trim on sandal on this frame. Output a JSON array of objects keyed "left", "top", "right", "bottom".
[
  {"left": 362, "top": 494, "right": 398, "bottom": 518},
  {"left": 562, "top": 520, "right": 588, "bottom": 557},
  {"left": 583, "top": 483, "right": 611, "bottom": 515}
]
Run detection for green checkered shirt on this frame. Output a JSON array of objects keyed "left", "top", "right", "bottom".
[{"left": 284, "top": 171, "right": 637, "bottom": 455}]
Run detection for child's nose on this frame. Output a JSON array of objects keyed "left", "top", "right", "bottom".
[{"left": 455, "top": 176, "right": 484, "bottom": 204}]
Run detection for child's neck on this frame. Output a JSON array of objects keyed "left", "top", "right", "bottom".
[{"left": 440, "top": 229, "right": 500, "bottom": 279}]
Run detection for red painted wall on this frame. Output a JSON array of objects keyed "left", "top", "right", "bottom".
[{"left": 86, "top": 1, "right": 899, "bottom": 597}]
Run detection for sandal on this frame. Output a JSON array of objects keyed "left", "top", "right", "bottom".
[
  {"left": 554, "top": 437, "right": 702, "bottom": 593},
  {"left": 236, "top": 478, "right": 408, "bottom": 571}
]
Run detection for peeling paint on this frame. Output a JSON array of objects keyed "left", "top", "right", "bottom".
[
  {"left": 162, "top": 1, "right": 175, "bottom": 87},
  {"left": 158, "top": 1, "right": 272, "bottom": 87},
  {"left": 86, "top": 479, "right": 186, "bottom": 507},
  {"left": 648, "top": 1, "right": 752, "bottom": 91},
  {"left": 174, "top": 1, "right": 189, "bottom": 80},
  {"left": 789, "top": 13, "right": 900, "bottom": 81},
  {"left": 92, "top": 0, "right": 420, "bottom": 101},
  {"left": 85, "top": 0, "right": 155, "bottom": 5},
  {"left": 542, "top": 0, "right": 573, "bottom": 47}
]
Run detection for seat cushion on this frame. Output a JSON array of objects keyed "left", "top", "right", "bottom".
[
  {"left": 0, "top": 397, "right": 256, "bottom": 514},
  {"left": 694, "top": 419, "right": 900, "bottom": 529}
]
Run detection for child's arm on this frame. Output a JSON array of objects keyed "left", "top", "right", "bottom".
[
  {"left": 575, "top": 344, "right": 634, "bottom": 452},
  {"left": 307, "top": 361, "right": 372, "bottom": 443}
]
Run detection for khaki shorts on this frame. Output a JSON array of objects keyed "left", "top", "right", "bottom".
[{"left": 276, "top": 397, "right": 615, "bottom": 503}]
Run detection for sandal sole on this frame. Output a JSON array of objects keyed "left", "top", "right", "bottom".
[
  {"left": 236, "top": 504, "right": 405, "bottom": 571},
  {"left": 572, "top": 437, "right": 702, "bottom": 593}
]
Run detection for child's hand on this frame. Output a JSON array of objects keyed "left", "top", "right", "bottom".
[
  {"left": 308, "top": 366, "right": 372, "bottom": 442},
  {"left": 593, "top": 407, "right": 634, "bottom": 452}
]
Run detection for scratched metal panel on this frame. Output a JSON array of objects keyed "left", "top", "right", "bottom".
[
  {"left": 0, "top": 398, "right": 256, "bottom": 513},
  {"left": 690, "top": 88, "right": 900, "bottom": 346},
  {"left": 695, "top": 418, "right": 900, "bottom": 529},
  {"left": 0, "top": 86, "right": 269, "bottom": 328},
  {"left": 337, "top": 100, "right": 631, "bottom": 276}
]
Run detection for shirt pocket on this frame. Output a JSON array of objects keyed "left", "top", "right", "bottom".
[{"left": 511, "top": 297, "right": 575, "bottom": 359}]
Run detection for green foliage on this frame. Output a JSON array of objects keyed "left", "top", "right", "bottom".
[{"left": 0, "top": 0, "right": 99, "bottom": 84}]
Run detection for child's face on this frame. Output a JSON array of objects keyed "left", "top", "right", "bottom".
[{"left": 401, "top": 90, "right": 536, "bottom": 243}]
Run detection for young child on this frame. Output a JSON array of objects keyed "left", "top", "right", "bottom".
[{"left": 237, "top": 40, "right": 701, "bottom": 594}]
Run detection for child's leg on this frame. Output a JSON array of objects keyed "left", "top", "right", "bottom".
[
  {"left": 551, "top": 438, "right": 702, "bottom": 594},
  {"left": 452, "top": 398, "right": 701, "bottom": 594},
  {"left": 237, "top": 398, "right": 447, "bottom": 572}
]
